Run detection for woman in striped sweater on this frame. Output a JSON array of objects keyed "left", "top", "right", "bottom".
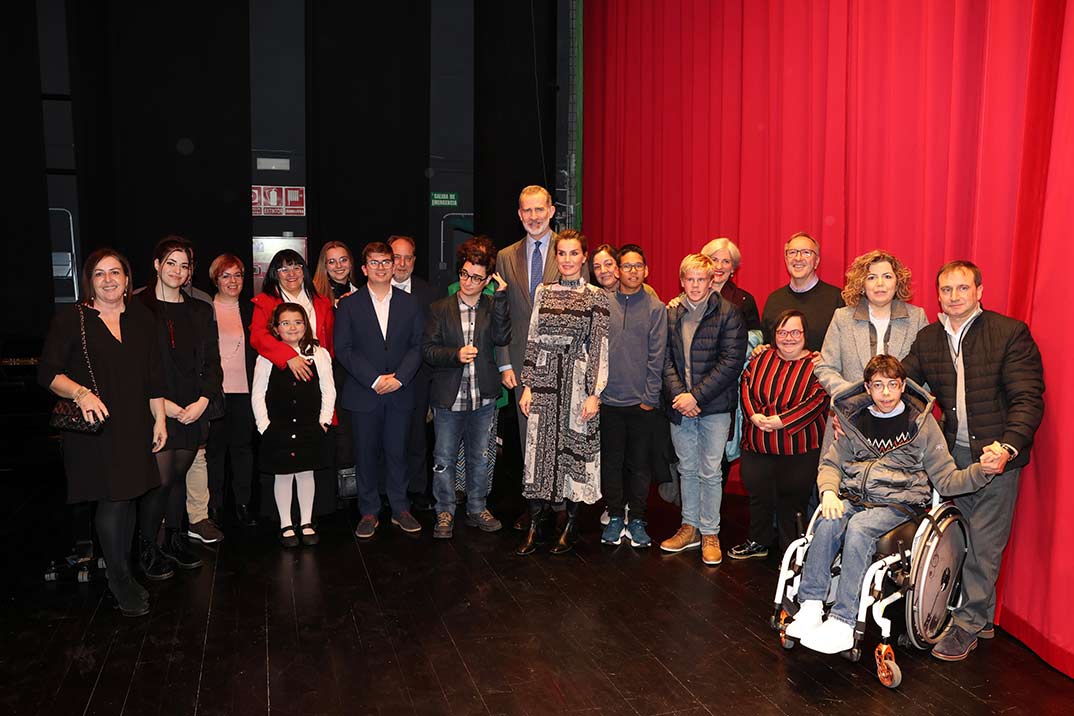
[{"left": 730, "top": 309, "right": 829, "bottom": 559}]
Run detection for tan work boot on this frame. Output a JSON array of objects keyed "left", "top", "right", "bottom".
[
  {"left": 701, "top": 534, "right": 722, "bottom": 565},
  {"left": 660, "top": 524, "right": 701, "bottom": 553}
]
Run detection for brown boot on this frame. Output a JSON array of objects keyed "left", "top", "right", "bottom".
[
  {"left": 660, "top": 524, "right": 701, "bottom": 553},
  {"left": 701, "top": 534, "right": 722, "bottom": 565}
]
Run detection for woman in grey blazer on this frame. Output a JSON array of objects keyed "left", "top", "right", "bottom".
[{"left": 815, "top": 250, "right": 929, "bottom": 397}]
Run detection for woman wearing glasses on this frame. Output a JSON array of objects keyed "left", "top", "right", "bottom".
[
  {"left": 730, "top": 309, "right": 829, "bottom": 560},
  {"left": 313, "top": 241, "right": 358, "bottom": 307},
  {"left": 814, "top": 250, "right": 928, "bottom": 398}
]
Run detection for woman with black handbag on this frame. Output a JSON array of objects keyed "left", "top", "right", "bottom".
[
  {"left": 39, "top": 249, "right": 168, "bottom": 616},
  {"left": 135, "top": 236, "right": 223, "bottom": 578}
]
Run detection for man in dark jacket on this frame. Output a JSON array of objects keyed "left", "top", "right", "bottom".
[
  {"left": 660, "top": 253, "right": 747, "bottom": 565},
  {"left": 422, "top": 239, "right": 511, "bottom": 539},
  {"left": 902, "top": 260, "right": 1045, "bottom": 661}
]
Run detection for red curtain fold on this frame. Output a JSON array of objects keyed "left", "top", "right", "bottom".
[{"left": 584, "top": 0, "right": 1073, "bottom": 677}]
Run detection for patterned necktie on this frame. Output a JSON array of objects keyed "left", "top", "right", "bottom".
[{"left": 529, "top": 240, "right": 543, "bottom": 301}]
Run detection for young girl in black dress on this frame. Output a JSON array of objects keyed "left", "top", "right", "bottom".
[{"left": 251, "top": 303, "right": 335, "bottom": 546}]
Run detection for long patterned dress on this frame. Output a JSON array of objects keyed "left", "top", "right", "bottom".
[{"left": 521, "top": 282, "right": 610, "bottom": 503}]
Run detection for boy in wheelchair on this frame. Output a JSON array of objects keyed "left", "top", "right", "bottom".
[{"left": 784, "top": 354, "right": 1005, "bottom": 654}]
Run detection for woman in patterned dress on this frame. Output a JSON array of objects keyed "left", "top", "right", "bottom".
[{"left": 516, "top": 229, "right": 610, "bottom": 555}]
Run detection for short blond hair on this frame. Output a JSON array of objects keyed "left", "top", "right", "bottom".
[
  {"left": 679, "top": 253, "right": 715, "bottom": 280},
  {"left": 518, "top": 185, "right": 552, "bottom": 207}
]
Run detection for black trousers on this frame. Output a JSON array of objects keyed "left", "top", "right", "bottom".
[
  {"left": 740, "top": 448, "right": 820, "bottom": 551},
  {"left": 599, "top": 404, "right": 657, "bottom": 520},
  {"left": 206, "top": 394, "right": 255, "bottom": 509}
]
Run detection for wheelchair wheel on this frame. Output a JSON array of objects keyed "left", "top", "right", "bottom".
[
  {"left": 875, "top": 643, "right": 901, "bottom": 688},
  {"left": 781, "top": 636, "right": 795, "bottom": 650},
  {"left": 905, "top": 503, "right": 968, "bottom": 649}
]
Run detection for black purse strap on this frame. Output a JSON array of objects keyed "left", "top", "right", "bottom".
[{"left": 76, "top": 304, "right": 101, "bottom": 397}]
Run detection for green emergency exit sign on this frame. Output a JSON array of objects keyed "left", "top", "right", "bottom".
[{"left": 430, "top": 192, "right": 459, "bottom": 207}]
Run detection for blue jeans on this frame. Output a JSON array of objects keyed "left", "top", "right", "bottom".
[
  {"left": 669, "top": 412, "right": 730, "bottom": 535},
  {"left": 432, "top": 402, "right": 496, "bottom": 515},
  {"left": 798, "top": 500, "right": 908, "bottom": 626}
]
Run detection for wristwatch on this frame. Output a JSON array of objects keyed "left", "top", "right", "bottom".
[{"left": 1000, "top": 443, "right": 1018, "bottom": 459}]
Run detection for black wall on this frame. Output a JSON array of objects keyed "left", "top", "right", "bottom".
[
  {"left": 68, "top": 1, "right": 252, "bottom": 292},
  {"left": 473, "top": 0, "right": 559, "bottom": 249},
  {"left": 306, "top": 2, "right": 431, "bottom": 278},
  {"left": 3, "top": 1, "right": 53, "bottom": 347}
]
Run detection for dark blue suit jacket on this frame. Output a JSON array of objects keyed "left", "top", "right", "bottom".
[{"left": 335, "top": 286, "right": 424, "bottom": 413}]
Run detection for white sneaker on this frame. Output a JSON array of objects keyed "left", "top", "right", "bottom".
[
  {"left": 800, "top": 618, "right": 855, "bottom": 654},
  {"left": 785, "top": 600, "right": 825, "bottom": 639}
]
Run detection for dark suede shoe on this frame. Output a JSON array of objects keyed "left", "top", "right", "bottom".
[
  {"left": 391, "top": 511, "right": 421, "bottom": 534},
  {"left": 354, "top": 515, "right": 379, "bottom": 539},
  {"left": 138, "top": 538, "right": 175, "bottom": 582},
  {"left": 160, "top": 529, "right": 203, "bottom": 570},
  {"left": 932, "top": 624, "right": 978, "bottom": 662}
]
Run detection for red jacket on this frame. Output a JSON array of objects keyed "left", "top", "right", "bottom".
[{"left": 250, "top": 292, "right": 335, "bottom": 367}]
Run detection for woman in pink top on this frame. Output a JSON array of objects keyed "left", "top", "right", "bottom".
[{"left": 206, "top": 254, "right": 260, "bottom": 526}]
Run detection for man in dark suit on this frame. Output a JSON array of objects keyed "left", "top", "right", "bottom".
[
  {"left": 422, "top": 238, "right": 511, "bottom": 539},
  {"left": 335, "top": 241, "right": 426, "bottom": 538},
  {"left": 388, "top": 235, "right": 440, "bottom": 510}
]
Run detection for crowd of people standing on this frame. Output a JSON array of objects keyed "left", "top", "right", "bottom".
[{"left": 39, "top": 184, "right": 1044, "bottom": 664}]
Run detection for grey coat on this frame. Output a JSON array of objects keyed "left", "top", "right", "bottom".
[
  {"left": 817, "top": 379, "right": 995, "bottom": 506},
  {"left": 815, "top": 299, "right": 928, "bottom": 396}
]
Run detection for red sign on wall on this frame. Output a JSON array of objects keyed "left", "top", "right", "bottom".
[{"left": 252, "top": 185, "right": 305, "bottom": 217}]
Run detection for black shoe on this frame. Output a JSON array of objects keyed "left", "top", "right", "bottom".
[
  {"left": 516, "top": 504, "right": 546, "bottom": 556},
  {"left": 138, "top": 537, "right": 175, "bottom": 582},
  {"left": 299, "top": 523, "right": 320, "bottom": 546},
  {"left": 108, "top": 578, "right": 149, "bottom": 617},
  {"left": 279, "top": 525, "right": 300, "bottom": 548},
  {"left": 159, "top": 529, "right": 203, "bottom": 570},
  {"left": 235, "top": 503, "right": 258, "bottom": 527},
  {"left": 513, "top": 510, "right": 531, "bottom": 531}
]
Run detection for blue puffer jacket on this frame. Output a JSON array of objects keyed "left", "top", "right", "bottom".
[{"left": 662, "top": 291, "right": 747, "bottom": 424}]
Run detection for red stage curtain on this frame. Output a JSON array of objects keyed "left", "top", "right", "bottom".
[{"left": 584, "top": 0, "right": 1073, "bottom": 677}]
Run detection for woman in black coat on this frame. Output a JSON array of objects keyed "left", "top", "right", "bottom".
[
  {"left": 39, "top": 248, "right": 167, "bottom": 616},
  {"left": 135, "top": 236, "right": 223, "bottom": 578}
]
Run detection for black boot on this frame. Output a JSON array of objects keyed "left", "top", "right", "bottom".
[
  {"left": 550, "top": 501, "right": 579, "bottom": 555},
  {"left": 516, "top": 502, "right": 546, "bottom": 556},
  {"left": 512, "top": 510, "right": 531, "bottom": 531},
  {"left": 105, "top": 555, "right": 148, "bottom": 616},
  {"left": 159, "top": 528, "right": 203, "bottom": 570},
  {"left": 138, "top": 537, "right": 175, "bottom": 581}
]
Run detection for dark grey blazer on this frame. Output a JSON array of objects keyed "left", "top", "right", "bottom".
[
  {"left": 422, "top": 291, "right": 511, "bottom": 409},
  {"left": 495, "top": 233, "right": 563, "bottom": 372}
]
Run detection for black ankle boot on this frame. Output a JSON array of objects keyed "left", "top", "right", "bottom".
[
  {"left": 138, "top": 537, "right": 175, "bottom": 581},
  {"left": 235, "top": 503, "right": 258, "bottom": 527},
  {"left": 159, "top": 529, "right": 203, "bottom": 570},
  {"left": 516, "top": 504, "right": 546, "bottom": 556},
  {"left": 105, "top": 558, "right": 149, "bottom": 616},
  {"left": 550, "top": 502, "right": 579, "bottom": 555}
]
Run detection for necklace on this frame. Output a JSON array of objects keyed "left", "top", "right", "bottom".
[{"left": 559, "top": 277, "right": 583, "bottom": 288}]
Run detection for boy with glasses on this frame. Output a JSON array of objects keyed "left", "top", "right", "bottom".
[{"left": 422, "top": 238, "right": 511, "bottom": 538}]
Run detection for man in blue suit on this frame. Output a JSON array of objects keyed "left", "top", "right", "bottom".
[{"left": 335, "top": 241, "right": 426, "bottom": 538}]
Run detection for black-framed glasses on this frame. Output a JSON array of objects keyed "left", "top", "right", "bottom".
[
  {"left": 366, "top": 259, "right": 393, "bottom": 268},
  {"left": 620, "top": 263, "right": 645, "bottom": 272},
  {"left": 458, "top": 269, "right": 488, "bottom": 283}
]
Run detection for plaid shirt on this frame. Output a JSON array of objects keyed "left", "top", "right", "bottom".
[{"left": 451, "top": 294, "right": 496, "bottom": 412}]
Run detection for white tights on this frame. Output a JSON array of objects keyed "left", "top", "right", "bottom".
[{"left": 274, "top": 471, "right": 315, "bottom": 530}]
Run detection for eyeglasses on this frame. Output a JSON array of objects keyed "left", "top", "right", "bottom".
[
  {"left": 366, "top": 259, "right": 393, "bottom": 268},
  {"left": 785, "top": 249, "right": 816, "bottom": 259},
  {"left": 326, "top": 257, "right": 350, "bottom": 266},
  {"left": 775, "top": 329, "right": 804, "bottom": 339},
  {"left": 458, "top": 269, "right": 488, "bottom": 283},
  {"left": 868, "top": 379, "right": 903, "bottom": 392},
  {"left": 219, "top": 271, "right": 244, "bottom": 281},
  {"left": 620, "top": 263, "right": 645, "bottom": 272},
  {"left": 277, "top": 266, "right": 303, "bottom": 275},
  {"left": 393, "top": 254, "right": 416, "bottom": 264}
]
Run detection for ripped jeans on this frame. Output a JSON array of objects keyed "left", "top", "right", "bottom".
[{"left": 431, "top": 402, "right": 496, "bottom": 516}]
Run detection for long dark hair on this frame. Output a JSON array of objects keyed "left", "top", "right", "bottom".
[
  {"left": 270, "top": 302, "right": 319, "bottom": 356},
  {"left": 261, "top": 249, "right": 318, "bottom": 300}
]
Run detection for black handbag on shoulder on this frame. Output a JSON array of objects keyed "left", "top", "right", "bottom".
[{"left": 49, "top": 304, "right": 106, "bottom": 434}]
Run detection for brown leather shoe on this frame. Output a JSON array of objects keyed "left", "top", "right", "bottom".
[
  {"left": 660, "top": 524, "right": 701, "bottom": 553},
  {"left": 701, "top": 534, "right": 722, "bottom": 565}
]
